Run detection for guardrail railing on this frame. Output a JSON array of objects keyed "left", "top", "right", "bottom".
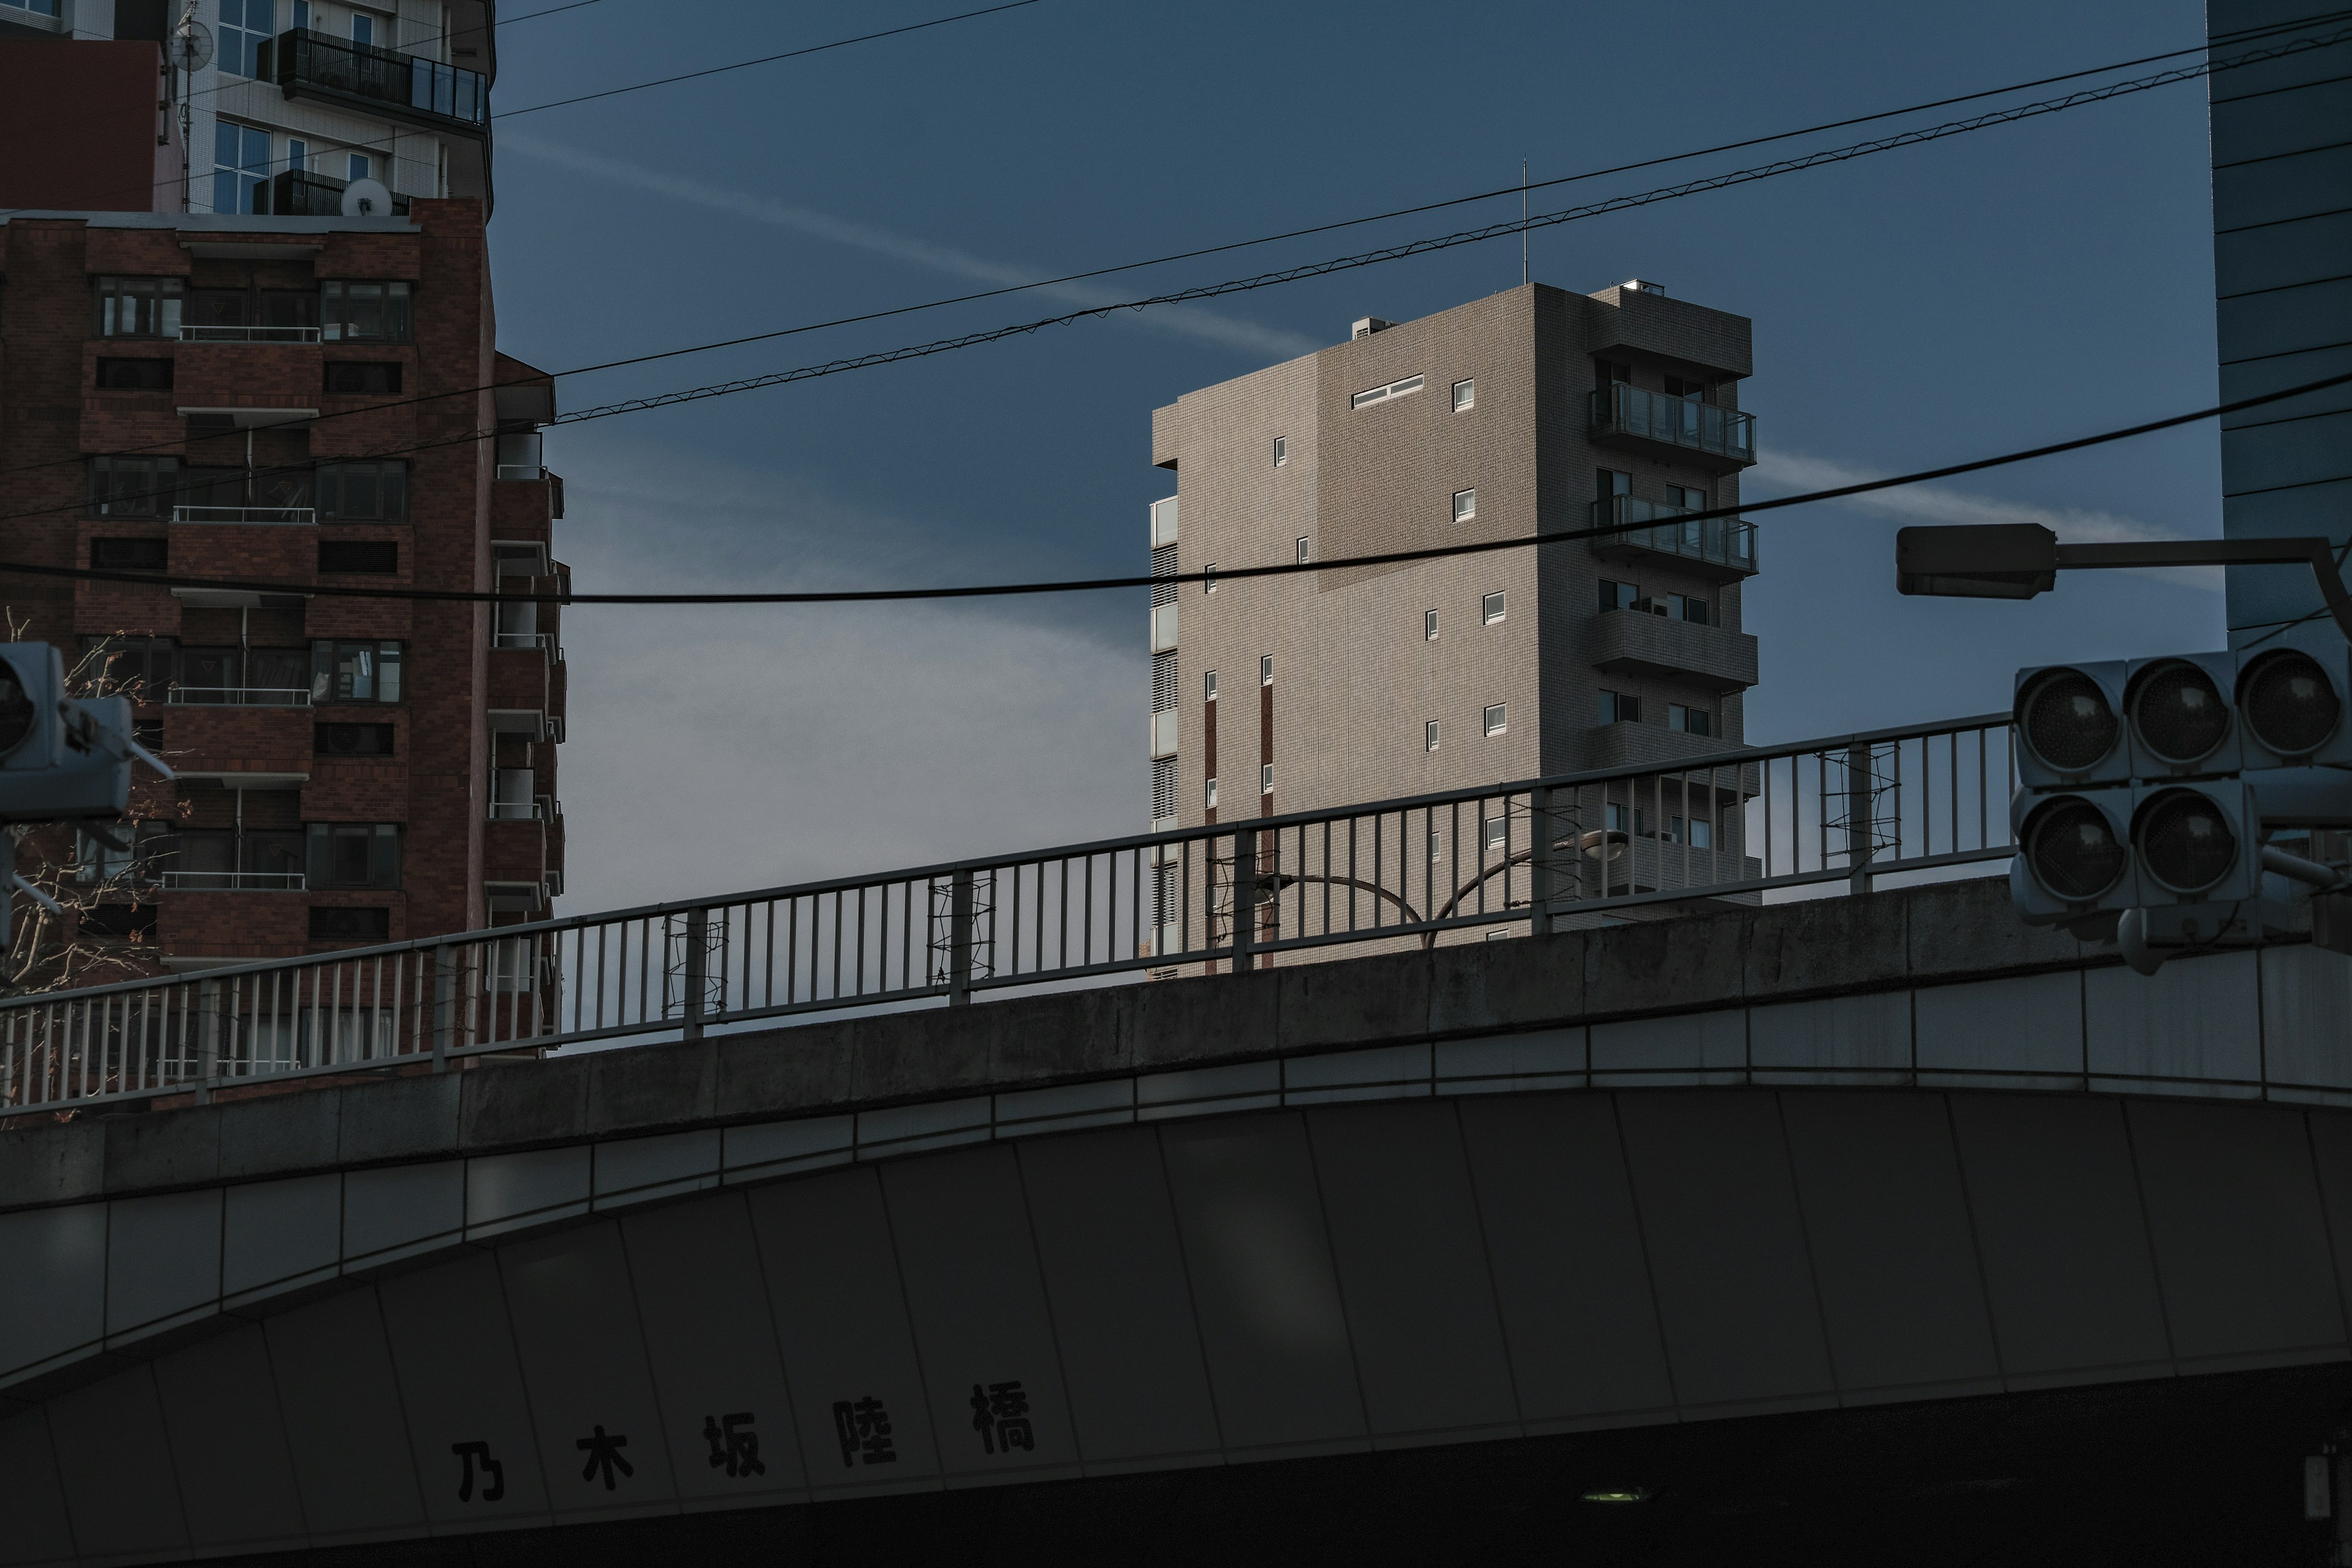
[{"left": 0, "top": 711, "right": 2016, "bottom": 1117}]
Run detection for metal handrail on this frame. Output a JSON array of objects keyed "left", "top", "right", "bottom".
[
  {"left": 170, "top": 505, "right": 317, "bottom": 525},
  {"left": 1591, "top": 382, "right": 1757, "bottom": 463},
  {"left": 165, "top": 687, "right": 313, "bottom": 708},
  {"left": 0, "top": 710, "right": 2018, "bottom": 1116},
  {"left": 178, "top": 325, "right": 322, "bottom": 344},
  {"left": 157, "top": 872, "right": 307, "bottom": 892}
]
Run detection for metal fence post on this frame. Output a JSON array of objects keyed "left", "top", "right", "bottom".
[
  {"left": 1231, "top": 827, "right": 1256, "bottom": 972},
  {"left": 1848, "top": 742, "right": 1875, "bottom": 895},
  {"left": 948, "top": 869, "right": 974, "bottom": 1006},
  {"left": 431, "top": 946, "right": 454, "bottom": 1072},
  {"left": 195, "top": 978, "right": 220, "bottom": 1103},
  {"left": 1530, "top": 786, "right": 1556, "bottom": 937},
  {"left": 683, "top": 907, "right": 709, "bottom": 1040}
]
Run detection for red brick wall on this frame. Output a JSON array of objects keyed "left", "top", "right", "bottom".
[{"left": 0, "top": 42, "right": 176, "bottom": 214}]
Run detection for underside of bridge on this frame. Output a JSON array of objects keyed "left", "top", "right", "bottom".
[{"left": 187, "top": 1362, "right": 2352, "bottom": 1567}]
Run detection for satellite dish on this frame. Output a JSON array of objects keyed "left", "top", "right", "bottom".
[
  {"left": 342, "top": 178, "right": 393, "bottom": 218},
  {"left": 167, "top": 16, "right": 213, "bottom": 74}
]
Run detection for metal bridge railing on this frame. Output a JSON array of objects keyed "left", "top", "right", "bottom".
[{"left": 0, "top": 712, "right": 2015, "bottom": 1118}]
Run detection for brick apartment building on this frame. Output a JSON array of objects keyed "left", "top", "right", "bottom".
[
  {"left": 1147, "top": 281, "right": 1758, "bottom": 957},
  {"left": 0, "top": 200, "right": 567, "bottom": 971}
]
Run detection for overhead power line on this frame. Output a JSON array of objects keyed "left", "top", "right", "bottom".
[
  {"left": 494, "top": 0, "right": 1044, "bottom": 118},
  {"left": 13, "top": 368, "right": 2348, "bottom": 608},
  {"left": 7, "top": 16, "right": 2343, "bottom": 524}
]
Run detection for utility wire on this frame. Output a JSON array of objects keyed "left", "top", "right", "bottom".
[
  {"left": 494, "top": 0, "right": 1043, "bottom": 118},
  {"left": 12, "top": 368, "right": 2348, "bottom": 608},
  {"left": 7, "top": 12, "right": 2348, "bottom": 489},
  {"left": 8, "top": 20, "right": 2343, "bottom": 521}
]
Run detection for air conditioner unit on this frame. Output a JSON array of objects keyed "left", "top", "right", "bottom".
[{"left": 1629, "top": 598, "right": 1670, "bottom": 617}]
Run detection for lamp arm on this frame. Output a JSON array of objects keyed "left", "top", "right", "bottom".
[{"left": 2054, "top": 537, "right": 2352, "bottom": 644}]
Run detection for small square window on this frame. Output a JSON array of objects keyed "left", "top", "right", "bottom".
[
  {"left": 1452, "top": 488, "right": 1477, "bottom": 522},
  {"left": 1485, "top": 929, "right": 1510, "bottom": 941},
  {"left": 1667, "top": 704, "right": 1713, "bottom": 737},
  {"left": 1429, "top": 829, "right": 1444, "bottom": 863},
  {"left": 1295, "top": 536, "right": 1310, "bottom": 565},
  {"left": 1204, "top": 563, "right": 1217, "bottom": 594},
  {"left": 1274, "top": 435, "right": 1288, "bottom": 467},
  {"left": 1425, "top": 720, "right": 1440, "bottom": 752},
  {"left": 1668, "top": 592, "right": 1709, "bottom": 625},
  {"left": 1261, "top": 655, "right": 1273, "bottom": 686},
  {"left": 1485, "top": 816, "right": 1507, "bottom": 850},
  {"left": 1424, "top": 609, "right": 1439, "bottom": 641},
  {"left": 1260, "top": 763, "right": 1273, "bottom": 793},
  {"left": 1692, "top": 817, "right": 1714, "bottom": 850},
  {"left": 1598, "top": 690, "right": 1639, "bottom": 725},
  {"left": 1484, "top": 703, "right": 1507, "bottom": 736},
  {"left": 1452, "top": 378, "right": 1474, "bottom": 412},
  {"left": 1482, "top": 591, "right": 1504, "bottom": 625},
  {"left": 1599, "top": 579, "right": 1639, "bottom": 613},
  {"left": 1206, "top": 777, "right": 1219, "bottom": 808},
  {"left": 1204, "top": 670, "right": 1218, "bottom": 701}
]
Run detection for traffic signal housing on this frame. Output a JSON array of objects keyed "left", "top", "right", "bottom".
[{"left": 2014, "top": 660, "right": 2129, "bottom": 791}]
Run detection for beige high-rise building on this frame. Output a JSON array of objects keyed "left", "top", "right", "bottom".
[{"left": 1145, "top": 280, "right": 1758, "bottom": 956}]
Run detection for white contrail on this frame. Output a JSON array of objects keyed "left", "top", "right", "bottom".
[
  {"left": 1752, "top": 451, "right": 2222, "bottom": 591},
  {"left": 503, "top": 134, "right": 1323, "bottom": 361}
]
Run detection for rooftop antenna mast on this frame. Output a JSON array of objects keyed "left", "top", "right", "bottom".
[
  {"left": 1520, "top": 157, "right": 1528, "bottom": 286},
  {"left": 167, "top": 1, "right": 212, "bottom": 214}
]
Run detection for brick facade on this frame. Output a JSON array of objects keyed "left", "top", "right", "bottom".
[{"left": 0, "top": 204, "right": 567, "bottom": 973}]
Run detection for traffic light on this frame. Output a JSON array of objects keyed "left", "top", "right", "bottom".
[{"left": 2010, "top": 645, "right": 2351, "bottom": 970}]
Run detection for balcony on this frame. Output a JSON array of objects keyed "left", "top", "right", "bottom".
[
  {"left": 158, "top": 872, "right": 307, "bottom": 892},
  {"left": 165, "top": 687, "right": 312, "bottom": 709},
  {"left": 1591, "top": 607, "right": 1759, "bottom": 693},
  {"left": 1588, "top": 496, "right": 1758, "bottom": 581},
  {"left": 252, "top": 167, "right": 412, "bottom": 223},
  {"left": 1590, "top": 383, "right": 1757, "bottom": 469},
  {"left": 171, "top": 505, "right": 317, "bottom": 525},
  {"left": 1584, "top": 720, "right": 1762, "bottom": 783},
  {"left": 258, "top": 29, "right": 489, "bottom": 136}
]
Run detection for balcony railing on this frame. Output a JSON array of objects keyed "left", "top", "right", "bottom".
[
  {"left": 157, "top": 871, "right": 308, "bottom": 892},
  {"left": 170, "top": 505, "right": 317, "bottom": 525},
  {"left": 164, "top": 687, "right": 313, "bottom": 709},
  {"left": 1591, "top": 382, "right": 1757, "bottom": 466},
  {"left": 259, "top": 28, "right": 488, "bottom": 133},
  {"left": 252, "top": 166, "right": 411, "bottom": 222},
  {"left": 179, "top": 323, "right": 322, "bottom": 344},
  {"left": 1589, "top": 495, "right": 1758, "bottom": 578}
]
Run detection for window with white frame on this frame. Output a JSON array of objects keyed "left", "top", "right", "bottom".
[
  {"left": 1484, "top": 703, "right": 1507, "bottom": 736},
  {"left": 211, "top": 121, "right": 270, "bottom": 216},
  {"left": 1451, "top": 378, "right": 1475, "bottom": 412},
  {"left": 1204, "top": 563, "right": 1216, "bottom": 594},
  {"left": 1667, "top": 592, "right": 1709, "bottom": 625},
  {"left": 347, "top": 152, "right": 373, "bottom": 183},
  {"left": 1429, "top": 829, "right": 1444, "bottom": 863},
  {"left": 1350, "top": 373, "right": 1424, "bottom": 410},
  {"left": 1424, "top": 608, "right": 1439, "bottom": 641},
  {"left": 1205, "top": 777, "right": 1219, "bottom": 808},
  {"left": 1452, "top": 488, "right": 1476, "bottom": 522},
  {"left": 1204, "top": 669, "right": 1217, "bottom": 701},
  {"left": 1668, "top": 483, "right": 1707, "bottom": 511},
  {"left": 1295, "top": 537, "right": 1310, "bottom": 565},
  {"left": 1261, "top": 655, "right": 1273, "bottom": 685},
  {"left": 217, "top": 0, "right": 273, "bottom": 77},
  {"left": 1485, "top": 816, "right": 1507, "bottom": 851},
  {"left": 1482, "top": 591, "right": 1505, "bottom": 625},
  {"left": 1425, "top": 720, "right": 1440, "bottom": 751},
  {"left": 1274, "top": 435, "right": 1287, "bottom": 467},
  {"left": 1260, "top": 764, "right": 1273, "bottom": 793}
]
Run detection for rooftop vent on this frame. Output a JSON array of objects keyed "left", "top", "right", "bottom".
[
  {"left": 1352, "top": 317, "right": 1396, "bottom": 339},
  {"left": 1621, "top": 279, "right": 1666, "bottom": 296}
]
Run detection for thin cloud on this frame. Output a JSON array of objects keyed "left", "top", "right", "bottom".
[
  {"left": 1751, "top": 450, "right": 2222, "bottom": 592},
  {"left": 503, "top": 134, "right": 1324, "bottom": 361}
]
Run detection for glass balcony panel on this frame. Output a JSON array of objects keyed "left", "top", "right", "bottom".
[
  {"left": 1591, "top": 383, "right": 1758, "bottom": 466},
  {"left": 1588, "top": 496, "right": 1758, "bottom": 578}
]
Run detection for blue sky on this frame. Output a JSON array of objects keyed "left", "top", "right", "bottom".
[{"left": 481, "top": 0, "right": 2225, "bottom": 913}]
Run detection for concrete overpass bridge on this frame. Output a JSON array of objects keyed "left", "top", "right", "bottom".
[{"left": 7, "top": 877, "right": 2352, "bottom": 1564}]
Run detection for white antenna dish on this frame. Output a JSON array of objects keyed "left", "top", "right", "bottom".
[
  {"left": 168, "top": 14, "right": 213, "bottom": 74},
  {"left": 342, "top": 178, "right": 394, "bottom": 218}
]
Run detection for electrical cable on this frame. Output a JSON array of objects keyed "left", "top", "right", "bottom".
[
  {"left": 493, "top": 0, "right": 1043, "bottom": 118},
  {"left": 8, "top": 11, "right": 2349, "bottom": 487},
  {"left": 11, "top": 366, "right": 2348, "bottom": 608},
  {"left": 9, "top": 18, "right": 2345, "bottom": 522}
]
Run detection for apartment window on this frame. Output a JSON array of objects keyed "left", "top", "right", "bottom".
[
  {"left": 1598, "top": 690, "right": 1639, "bottom": 725},
  {"left": 1261, "top": 655, "right": 1273, "bottom": 685},
  {"left": 1484, "top": 703, "right": 1507, "bottom": 736},
  {"left": 318, "top": 540, "right": 399, "bottom": 574},
  {"left": 324, "top": 361, "right": 402, "bottom": 396},
  {"left": 315, "top": 722, "right": 396, "bottom": 757},
  {"left": 307, "top": 823, "right": 402, "bottom": 891},
  {"left": 1606, "top": 802, "right": 1632, "bottom": 834},
  {"left": 285, "top": 138, "right": 308, "bottom": 175},
  {"left": 91, "top": 538, "right": 167, "bottom": 571},
  {"left": 311, "top": 907, "right": 392, "bottom": 941},
  {"left": 80, "top": 635, "right": 174, "bottom": 699},
  {"left": 1260, "top": 764, "right": 1273, "bottom": 794},
  {"left": 1205, "top": 777, "right": 1219, "bottom": 809},
  {"left": 88, "top": 456, "right": 179, "bottom": 518},
  {"left": 1452, "top": 488, "right": 1477, "bottom": 522},
  {"left": 94, "top": 277, "right": 184, "bottom": 339},
  {"left": 1599, "top": 578, "right": 1639, "bottom": 613},
  {"left": 1482, "top": 591, "right": 1505, "bottom": 625},
  {"left": 1667, "top": 592, "right": 1709, "bottom": 625},
  {"left": 320, "top": 281, "right": 413, "bottom": 343},
  {"left": 81, "top": 904, "right": 159, "bottom": 941},
  {"left": 1689, "top": 816, "right": 1715, "bottom": 850},
  {"left": 1668, "top": 483, "right": 1707, "bottom": 511},
  {"left": 1429, "top": 829, "right": 1444, "bottom": 863},
  {"left": 311, "top": 641, "right": 404, "bottom": 703},
  {"left": 315, "top": 461, "right": 409, "bottom": 522},
  {"left": 1425, "top": 720, "right": 1440, "bottom": 752},
  {"left": 1599, "top": 467, "right": 1631, "bottom": 499},
  {"left": 1295, "top": 537, "right": 1310, "bottom": 565},
  {"left": 1664, "top": 375, "right": 1707, "bottom": 401},
  {"left": 1350, "top": 372, "right": 1424, "bottom": 410},
  {"left": 1424, "top": 609, "right": 1439, "bottom": 641},
  {"left": 1667, "top": 704, "right": 1713, "bottom": 737},
  {"left": 211, "top": 121, "right": 271, "bottom": 216},
  {"left": 75, "top": 821, "right": 168, "bottom": 888},
  {"left": 1204, "top": 669, "right": 1217, "bottom": 701},
  {"left": 1204, "top": 564, "right": 1216, "bottom": 594},
  {"left": 1485, "top": 816, "right": 1507, "bottom": 851},
  {"left": 217, "top": 0, "right": 273, "bottom": 77},
  {"left": 1451, "top": 378, "right": 1475, "bottom": 412},
  {"left": 1273, "top": 435, "right": 1287, "bottom": 467},
  {"left": 349, "top": 7, "right": 380, "bottom": 45},
  {"left": 0, "top": 1, "right": 62, "bottom": 15},
  {"left": 1597, "top": 358, "right": 1632, "bottom": 390},
  {"left": 1152, "top": 755, "right": 1177, "bottom": 821},
  {"left": 347, "top": 153, "right": 373, "bottom": 183},
  {"left": 95, "top": 358, "right": 172, "bottom": 391}
]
